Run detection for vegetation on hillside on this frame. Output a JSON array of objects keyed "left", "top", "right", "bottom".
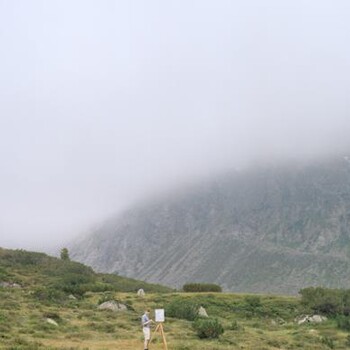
[
  {"left": 0, "top": 247, "right": 172, "bottom": 296},
  {"left": 2, "top": 247, "right": 350, "bottom": 349},
  {"left": 183, "top": 283, "right": 222, "bottom": 292}
]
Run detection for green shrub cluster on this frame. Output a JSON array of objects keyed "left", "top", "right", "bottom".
[
  {"left": 299, "top": 287, "right": 350, "bottom": 316},
  {"left": 336, "top": 315, "right": 350, "bottom": 331},
  {"left": 33, "top": 287, "right": 67, "bottom": 304},
  {"left": 193, "top": 318, "right": 224, "bottom": 339},
  {"left": 183, "top": 283, "right": 222, "bottom": 293},
  {"left": 166, "top": 299, "right": 199, "bottom": 321},
  {"left": 244, "top": 295, "right": 262, "bottom": 308}
]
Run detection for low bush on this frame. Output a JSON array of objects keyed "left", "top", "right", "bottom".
[
  {"left": 299, "top": 287, "right": 349, "bottom": 316},
  {"left": 229, "top": 320, "right": 241, "bottom": 331},
  {"left": 321, "top": 336, "right": 335, "bottom": 349},
  {"left": 183, "top": 283, "right": 222, "bottom": 293},
  {"left": 32, "top": 287, "right": 67, "bottom": 304},
  {"left": 336, "top": 315, "right": 350, "bottom": 331},
  {"left": 193, "top": 318, "right": 224, "bottom": 339},
  {"left": 42, "top": 312, "right": 61, "bottom": 323},
  {"left": 346, "top": 335, "right": 350, "bottom": 347},
  {"left": 166, "top": 299, "right": 199, "bottom": 321},
  {"left": 244, "top": 295, "right": 262, "bottom": 308}
]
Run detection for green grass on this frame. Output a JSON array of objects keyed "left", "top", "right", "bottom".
[
  {"left": 1, "top": 288, "right": 350, "bottom": 349},
  {"left": 1, "top": 247, "right": 350, "bottom": 349}
]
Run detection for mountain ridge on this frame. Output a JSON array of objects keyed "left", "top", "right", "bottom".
[{"left": 70, "top": 156, "right": 350, "bottom": 294}]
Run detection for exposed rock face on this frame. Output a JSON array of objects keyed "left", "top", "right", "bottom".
[
  {"left": 70, "top": 157, "right": 350, "bottom": 294},
  {"left": 98, "top": 300, "right": 127, "bottom": 312}
]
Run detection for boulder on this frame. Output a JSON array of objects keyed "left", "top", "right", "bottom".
[
  {"left": 309, "top": 315, "right": 327, "bottom": 323},
  {"left": 137, "top": 289, "right": 145, "bottom": 297},
  {"left": 68, "top": 294, "right": 77, "bottom": 300},
  {"left": 46, "top": 318, "right": 58, "bottom": 326},
  {"left": 0, "top": 281, "right": 22, "bottom": 288},
  {"left": 296, "top": 315, "right": 327, "bottom": 325},
  {"left": 198, "top": 306, "right": 208, "bottom": 318},
  {"left": 98, "top": 300, "right": 128, "bottom": 312}
]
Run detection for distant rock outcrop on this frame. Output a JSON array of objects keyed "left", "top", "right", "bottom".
[{"left": 70, "top": 156, "right": 350, "bottom": 294}]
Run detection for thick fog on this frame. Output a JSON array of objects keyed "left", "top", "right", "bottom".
[{"left": 1, "top": 0, "right": 350, "bottom": 251}]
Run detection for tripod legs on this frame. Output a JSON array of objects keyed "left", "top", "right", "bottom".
[{"left": 150, "top": 323, "right": 168, "bottom": 350}]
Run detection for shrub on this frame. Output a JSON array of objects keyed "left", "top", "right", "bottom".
[
  {"left": 166, "top": 299, "right": 199, "bottom": 321},
  {"left": 183, "top": 283, "right": 222, "bottom": 293},
  {"left": 244, "top": 295, "right": 262, "bottom": 308},
  {"left": 193, "top": 318, "right": 224, "bottom": 339},
  {"left": 346, "top": 335, "right": 350, "bottom": 347},
  {"left": 321, "top": 336, "right": 335, "bottom": 349},
  {"left": 32, "top": 287, "right": 67, "bottom": 304},
  {"left": 42, "top": 312, "right": 61, "bottom": 323},
  {"left": 97, "top": 292, "right": 115, "bottom": 305},
  {"left": 229, "top": 320, "right": 241, "bottom": 331},
  {"left": 336, "top": 315, "right": 350, "bottom": 331},
  {"left": 299, "top": 287, "right": 343, "bottom": 316}
]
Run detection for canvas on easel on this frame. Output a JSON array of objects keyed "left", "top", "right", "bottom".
[{"left": 150, "top": 309, "right": 168, "bottom": 350}]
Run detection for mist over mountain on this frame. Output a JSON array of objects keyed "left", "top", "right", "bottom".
[{"left": 69, "top": 155, "right": 350, "bottom": 294}]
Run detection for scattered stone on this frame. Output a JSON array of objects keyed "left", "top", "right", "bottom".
[
  {"left": 137, "top": 288, "right": 145, "bottom": 297},
  {"left": 0, "top": 281, "right": 22, "bottom": 288},
  {"left": 46, "top": 318, "right": 58, "bottom": 326},
  {"left": 310, "top": 315, "right": 327, "bottom": 323},
  {"left": 98, "top": 300, "right": 128, "bottom": 312},
  {"left": 198, "top": 306, "right": 208, "bottom": 318},
  {"left": 296, "top": 315, "right": 327, "bottom": 325}
]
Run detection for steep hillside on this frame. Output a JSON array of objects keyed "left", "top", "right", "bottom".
[
  {"left": 70, "top": 156, "right": 350, "bottom": 294},
  {"left": 0, "top": 247, "right": 172, "bottom": 294}
]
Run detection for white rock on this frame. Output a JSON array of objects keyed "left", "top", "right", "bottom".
[
  {"left": 137, "top": 289, "right": 145, "bottom": 297},
  {"left": 309, "top": 315, "right": 327, "bottom": 323},
  {"left": 98, "top": 300, "right": 127, "bottom": 312},
  {"left": 0, "top": 282, "right": 22, "bottom": 288},
  {"left": 297, "top": 315, "right": 327, "bottom": 325},
  {"left": 46, "top": 318, "right": 58, "bottom": 326},
  {"left": 198, "top": 306, "right": 208, "bottom": 317}
]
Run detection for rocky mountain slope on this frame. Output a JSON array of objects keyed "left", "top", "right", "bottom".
[{"left": 70, "top": 156, "right": 350, "bottom": 294}]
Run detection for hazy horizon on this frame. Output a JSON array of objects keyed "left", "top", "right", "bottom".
[{"left": 1, "top": 0, "right": 350, "bottom": 251}]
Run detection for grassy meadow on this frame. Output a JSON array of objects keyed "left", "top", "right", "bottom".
[{"left": 1, "top": 248, "right": 350, "bottom": 349}]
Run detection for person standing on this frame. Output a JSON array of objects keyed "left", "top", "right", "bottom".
[{"left": 141, "top": 309, "right": 153, "bottom": 350}]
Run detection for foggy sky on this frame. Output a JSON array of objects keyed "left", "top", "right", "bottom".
[{"left": 1, "top": 0, "right": 350, "bottom": 251}]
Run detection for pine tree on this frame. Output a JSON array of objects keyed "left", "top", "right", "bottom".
[{"left": 60, "top": 247, "right": 70, "bottom": 261}]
